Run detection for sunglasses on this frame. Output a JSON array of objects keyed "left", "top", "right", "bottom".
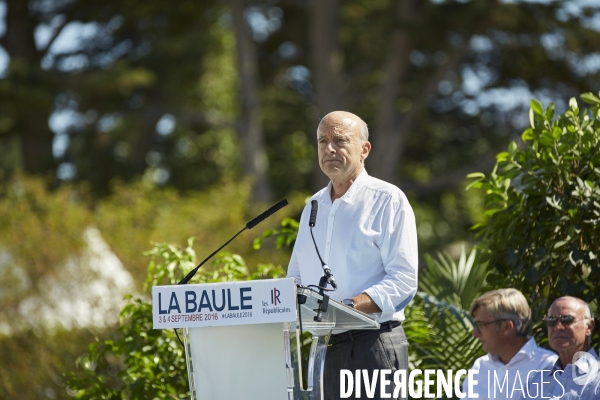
[{"left": 544, "top": 315, "right": 580, "bottom": 327}]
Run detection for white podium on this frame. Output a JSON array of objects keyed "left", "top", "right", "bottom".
[{"left": 153, "top": 278, "right": 379, "bottom": 400}]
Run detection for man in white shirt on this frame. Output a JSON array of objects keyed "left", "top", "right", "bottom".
[
  {"left": 463, "top": 289, "right": 558, "bottom": 400},
  {"left": 287, "top": 111, "right": 418, "bottom": 400},
  {"left": 522, "top": 296, "right": 598, "bottom": 400}
]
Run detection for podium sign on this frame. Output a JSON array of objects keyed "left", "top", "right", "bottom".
[{"left": 152, "top": 278, "right": 297, "bottom": 329}]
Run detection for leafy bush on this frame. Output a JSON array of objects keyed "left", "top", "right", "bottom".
[
  {"left": 468, "top": 92, "right": 600, "bottom": 321},
  {"left": 0, "top": 174, "right": 92, "bottom": 306},
  {"left": 0, "top": 173, "right": 295, "bottom": 397}
]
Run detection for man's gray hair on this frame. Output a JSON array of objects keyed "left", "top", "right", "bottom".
[
  {"left": 583, "top": 301, "right": 595, "bottom": 347},
  {"left": 358, "top": 119, "right": 369, "bottom": 143}
]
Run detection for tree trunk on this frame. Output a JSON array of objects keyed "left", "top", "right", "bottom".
[
  {"left": 309, "top": 0, "right": 342, "bottom": 191},
  {"left": 3, "top": 0, "right": 55, "bottom": 176},
  {"left": 229, "top": 0, "right": 273, "bottom": 203},
  {"left": 368, "top": 0, "right": 468, "bottom": 185},
  {"left": 368, "top": 0, "right": 416, "bottom": 182},
  {"left": 130, "top": 104, "right": 163, "bottom": 174}
]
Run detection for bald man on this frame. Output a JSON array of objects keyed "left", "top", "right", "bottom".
[
  {"left": 523, "top": 296, "right": 599, "bottom": 400},
  {"left": 287, "top": 111, "right": 418, "bottom": 400}
]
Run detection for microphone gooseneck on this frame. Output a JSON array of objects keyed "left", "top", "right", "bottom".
[
  {"left": 178, "top": 199, "right": 289, "bottom": 285},
  {"left": 308, "top": 200, "right": 337, "bottom": 290}
]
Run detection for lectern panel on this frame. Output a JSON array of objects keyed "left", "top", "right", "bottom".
[{"left": 187, "top": 323, "right": 288, "bottom": 400}]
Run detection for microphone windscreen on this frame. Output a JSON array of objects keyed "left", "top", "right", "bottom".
[
  {"left": 246, "top": 199, "right": 289, "bottom": 229},
  {"left": 309, "top": 200, "right": 318, "bottom": 227}
]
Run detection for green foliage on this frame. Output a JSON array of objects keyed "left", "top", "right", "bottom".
[
  {"left": 253, "top": 217, "right": 299, "bottom": 250},
  {"left": 66, "top": 240, "right": 285, "bottom": 399},
  {"left": 95, "top": 178, "right": 295, "bottom": 284},
  {"left": 0, "top": 328, "right": 98, "bottom": 399},
  {"left": 411, "top": 190, "right": 486, "bottom": 258},
  {"left": 0, "top": 172, "right": 293, "bottom": 397},
  {"left": 467, "top": 92, "right": 600, "bottom": 321},
  {"left": 0, "top": 173, "right": 92, "bottom": 316},
  {"left": 421, "top": 246, "right": 489, "bottom": 311},
  {"left": 406, "top": 247, "right": 487, "bottom": 375}
]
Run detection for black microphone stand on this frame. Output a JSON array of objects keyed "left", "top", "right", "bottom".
[
  {"left": 171, "top": 199, "right": 288, "bottom": 348},
  {"left": 313, "top": 275, "right": 330, "bottom": 322},
  {"left": 307, "top": 200, "right": 334, "bottom": 322},
  {"left": 178, "top": 199, "right": 289, "bottom": 285}
]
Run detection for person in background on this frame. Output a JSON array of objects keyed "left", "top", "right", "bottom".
[
  {"left": 463, "top": 288, "right": 557, "bottom": 400},
  {"left": 523, "top": 296, "right": 598, "bottom": 400}
]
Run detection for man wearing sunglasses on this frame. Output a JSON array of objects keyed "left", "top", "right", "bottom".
[
  {"left": 523, "top": 296, "right": 599, "bottom": 399},
  {"left": 462, "top": 289, "right": 558, "bottom": 400}
]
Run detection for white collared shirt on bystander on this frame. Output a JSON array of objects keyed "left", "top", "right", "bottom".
[{"left": 463, "top": 337, "right": 558, "bottom": 400}]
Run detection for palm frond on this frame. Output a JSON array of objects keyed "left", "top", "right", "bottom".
[
  {"left": 405, "top": 246, "right": 490, "bottom": 376},
  {"left": 420, "top": 246, "right": 489, "bottom": 310}
]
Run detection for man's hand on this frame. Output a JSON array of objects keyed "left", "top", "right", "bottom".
[{"left": 351, "top": 293, "right": 382, "bottom": 314}]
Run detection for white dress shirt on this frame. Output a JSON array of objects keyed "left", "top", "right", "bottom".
[
  {"left": 463, "top": 337, "right": 558, "bottom": 400},
  {"left": 522, "top": 348, "right": 600, "bottom": 400},
  {"left": 286, "top": 169, "right": 418, "bottom": 322}
]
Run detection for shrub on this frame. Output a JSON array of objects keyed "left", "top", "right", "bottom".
[{"left": 467, "top": 92, "right": 600, "bottom": 322}]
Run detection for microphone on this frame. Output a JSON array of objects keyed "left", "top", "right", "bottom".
[
  {"left": 178, "top": 199, "right": 289, "bottom": 285},
  {"left": 309, "top": 200, "right": 318, "bottom": 227},
  {"left": 308, "top": 200, "right": 337, "bottom": 290},
  {"left": 246, "top": 199, "right": 288, "bottom": 229}
]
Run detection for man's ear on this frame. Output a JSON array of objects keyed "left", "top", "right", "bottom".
[
  {"left": 361, "top": 141, "right": 371, "bottom": 162},
  {"left": 586, "top": 318, "right": 595, "bottom": 336},
  {"left": 503, "top": 320, "right": 515, "bottom": 335}
]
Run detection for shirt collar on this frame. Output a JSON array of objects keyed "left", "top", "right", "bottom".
[
  {"left": 551, "top": 347, "right": 599, "bottom": 371},
  {"left": 321, "top": 168, "right": 369, "bottom": 206},
  {"left": 517, "top": 337, "right": 539, "bottom": 359},
  {"left": 489, "top": 337, "right": 538, "bottom": 365}
]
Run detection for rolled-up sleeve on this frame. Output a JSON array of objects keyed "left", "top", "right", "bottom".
[
  {"left": 363, "top": 194, "right": 418, "bottom": 321},
  {"left": 287, "top": 246, "right": 302, "bottom": 285}
]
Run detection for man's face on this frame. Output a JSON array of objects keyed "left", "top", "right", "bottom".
[
  {"left": 472, "top": 307, "right": 504, "bottom": 355},
  {"left": 547, "top": 298, "right": 591, "bottom": 355},
  {"left": 317, "top": 114, "right": 370, "bottom": 184}
]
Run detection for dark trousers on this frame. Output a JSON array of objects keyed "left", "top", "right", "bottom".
[{"left": 324, "top": 321, "right": 409, "bottom": 400}]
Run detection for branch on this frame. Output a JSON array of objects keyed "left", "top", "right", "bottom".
[{"left": 40, "top": 18, "right": 69, "bottom": 56}]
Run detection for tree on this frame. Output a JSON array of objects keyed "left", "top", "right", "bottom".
[
  {"left": 308, "top": 0, "right": 343, "bottom": 190},
  {"left": 249, "top": 0, "right": 600, "bottom": 254},
  {"left": 0, "top": 0, "right": 59, "bottom": 175},
  {"left": 0, "top": 0, "right": 276, "bottom": 199},
  {"left": 229, "top": 0, "right": 273, "bottom": 202},
  {"left": 468, "top": 91, "right": 600, "bottom": 325}
]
